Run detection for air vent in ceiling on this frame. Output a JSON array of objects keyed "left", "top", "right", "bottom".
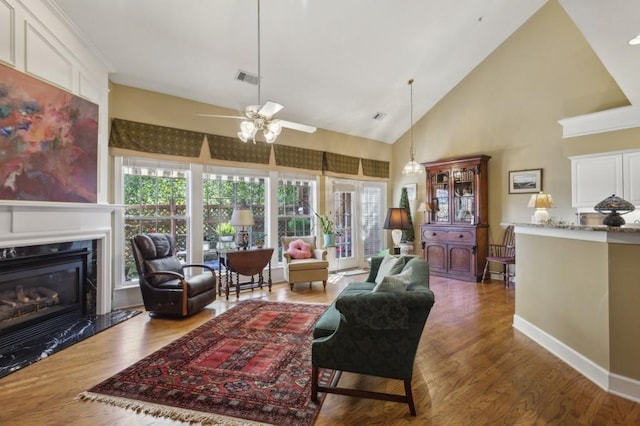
[
  {"left": 372, "top": 112, "right": 386, "bottom": 121},
  {"left": 236, "top": 70, "right": 259, "bottom": 85}
]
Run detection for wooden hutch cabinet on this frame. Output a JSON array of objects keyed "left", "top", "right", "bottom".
[{"left": 420, "top": 155, "right": 490, "bottom": 282}]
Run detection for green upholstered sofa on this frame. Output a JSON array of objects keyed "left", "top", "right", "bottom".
[{"left": 311, "top": 255, "right": 435, "bottom": 415}]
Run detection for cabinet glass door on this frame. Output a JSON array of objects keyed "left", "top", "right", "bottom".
[
  {"left": 452, "top": 168, "right": 475, "bottom": 224},
  {"left": 432, "top": 172, "right": 450, "bottom": 223}
]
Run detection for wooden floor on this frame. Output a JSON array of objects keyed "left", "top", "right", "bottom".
[{"left": 1, "top": 273, "right": 639, "bottom": 425}]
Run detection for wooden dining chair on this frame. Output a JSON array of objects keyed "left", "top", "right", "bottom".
[{"left": 482, "top": 225, "right": 515, "bottom": 287}]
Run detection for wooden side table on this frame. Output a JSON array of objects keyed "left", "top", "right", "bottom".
[{"left": 217, "top": 248, "right": 274, "bottom": 300}]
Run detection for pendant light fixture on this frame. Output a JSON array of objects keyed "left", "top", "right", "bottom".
[{"left": 401, "top": 79, "right": 424, "bottom": 176}]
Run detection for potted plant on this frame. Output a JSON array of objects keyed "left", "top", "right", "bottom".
[
  {"left": 315, "top": 212, "right": 336, "bottom": 248},
  {"left": 255, "top": 233, "right": 267, "bottom": 249},
  {"left": 399, "top": 187, "right": 415, "bottom": 254},
  {"left": 214, "top": 221, "right": 236, "bottom": 242},
  {"left": 399, "top": 187, "right": 415, "bottom": 243}
]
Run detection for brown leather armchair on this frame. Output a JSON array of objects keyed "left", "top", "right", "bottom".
[{"left": 131, "top": 233, "right": 216, "bottom": 317}]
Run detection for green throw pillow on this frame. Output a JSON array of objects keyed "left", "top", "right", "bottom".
[
  {"left": 374, "top": 254, "right": 401, "bottom": 285},
  {"left": 373, "top": 267, "right": 413, "bottom": 292}
]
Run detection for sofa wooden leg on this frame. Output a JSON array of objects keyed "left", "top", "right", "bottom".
[
  {"left": 322, "top": 280, "right": 327, "bottom": 290},
  {"left": 289, "top": 282, "right": 294, "bottom": 290},
  {"left": 311, "top": 366, "right": 319, "bottom": 402},
  {"left": 404, "top": 379, "right": 416, "bottom": 416}
]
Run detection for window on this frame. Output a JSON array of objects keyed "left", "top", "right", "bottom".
[
  {"left": 361, "top": 183, "right": 385, "bottom": 257},
  {"left": 277, "top": 178, "right": 315, "bottom": 258},
  {"left": 122, "top": 159, "right": 189, "bottom": 281},
  {"left": 326, "top": 179, "right": 385, "bottom": 269},
  {"left": 202, "top": 171, "right": 267, "bottom": 250},
  {"left": 334, "top": 191, "right": 353, "bottom": 258},
  {"left": 116, "top": 155, "right": 385, "bottom": 287}
]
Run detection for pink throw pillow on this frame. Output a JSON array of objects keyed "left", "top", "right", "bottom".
[{"left": 287, "top": 239, "right": 312, "bottom": 259}]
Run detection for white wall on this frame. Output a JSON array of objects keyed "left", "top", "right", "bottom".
[{"left": 0, "top": 0, "right": 113, "bottom": 313}]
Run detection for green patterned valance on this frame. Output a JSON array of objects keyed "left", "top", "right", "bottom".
[
  {"left": 361, "top": 158, "right": 390, "bottom": 178},
  {"left": 110, "top": 118, "right": 204, "bottom": 157},
  {"left": 206, "top": 134, "right": 271, "bottom": 164},
  {"left": 273, "top": 145, "right": 324, "bottom": 170},
  {"left": 324, "top": 152, "right": 360, "bottom": 175}
]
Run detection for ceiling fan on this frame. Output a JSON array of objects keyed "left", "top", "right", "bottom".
[{"left": 198, "top": 0, "right": 316, "bottom": 144}]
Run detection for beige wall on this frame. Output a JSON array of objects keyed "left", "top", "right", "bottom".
[
  {"left": 608, "top": 243, "right": 640, "bottom": 379},
  {"left": 515, "top": 233, "right": 610, "bottom": 368},
  {"left": 516, "top": 231, "right": 640, "bottom": 382},
  {"left": 109, "top": 83, "right": 391, "bottom": 161},
  {"left": 393, "top": 0, "right": 632, "bottom": 244}
]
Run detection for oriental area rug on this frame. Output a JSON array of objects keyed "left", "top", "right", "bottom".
[{"left": 77, "top": 300, "right": 336, "bottom": 425}]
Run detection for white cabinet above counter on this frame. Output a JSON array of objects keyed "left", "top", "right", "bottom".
[{"left": 570, "top": 149, "right": 640, "bottom": 208}]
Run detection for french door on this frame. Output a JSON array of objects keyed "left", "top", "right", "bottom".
[{"left": 325, "top": 178, "right": 386, "bottom": 270}]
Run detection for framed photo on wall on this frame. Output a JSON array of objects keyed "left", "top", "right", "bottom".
[
  {"left": 403, "top": 183, "right": 417, "bottom": 200},
  {"left": 509, "top": 169, "right": 542, "bottom": 194}
]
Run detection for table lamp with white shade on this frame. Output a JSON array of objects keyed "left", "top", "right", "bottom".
[
  {"left": 528, "top": 192, "right": 555, "bottom": 224},
  {"left": 231, "top": 207, "right": 254, "bottom": 250},
  {"left": 417, "top": 202, "right": 432, "bottom": 224}
]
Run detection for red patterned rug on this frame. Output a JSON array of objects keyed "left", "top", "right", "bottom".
[{"left": 78, "top": 300, "right": 335, "bottom": 425}]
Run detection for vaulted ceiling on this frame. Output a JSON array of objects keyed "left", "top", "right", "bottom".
[{"left": 51, "top": 0, "right": 640, "bottom": 143}]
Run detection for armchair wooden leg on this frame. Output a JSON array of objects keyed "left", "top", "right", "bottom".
[
  {"left": 482, "top": 260, "right": 490, "bottom": 283},
  {"left": 404, "top": 380, "right": 416, "bottom": 416},
  {"left": 322, "top": 280, "right": 327, "bottom": 290},
  {"left": 503, "top": 264, "right": 508, "bottom": 287},
  {"left": 289, "top": 282, "right": 294, "bottom": 290},
  {"left": 311, "top": 366, "right": 319, "bottom": 402}
]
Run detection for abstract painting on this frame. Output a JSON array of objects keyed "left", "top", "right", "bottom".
[{"left": 0, "top": 64, "right": 98, "bottom": 203}]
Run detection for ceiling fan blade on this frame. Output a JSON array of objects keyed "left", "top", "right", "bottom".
[
  {"left": 279, "top": 120, "right": 317, "bottom": 133},
  {"left": 197, "top": 113, "right": 245, "bottom": 120},
  {"left": 258, "top": 101, "right": 284, "bottom": 118}
]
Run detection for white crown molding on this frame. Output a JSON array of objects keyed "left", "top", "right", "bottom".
[{"left": 558, "top": 105, "right": 640, "bottom": 138}]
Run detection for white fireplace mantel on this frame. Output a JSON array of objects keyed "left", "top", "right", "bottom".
[{"left": 0, "top": 203, "right": 118, "bottom": 315}]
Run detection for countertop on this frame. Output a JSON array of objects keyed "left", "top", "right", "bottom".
[
  {"left": 514, "top": 222, "right": 640, "bottom": 233},
  {"left": 513, "top": 222, "right": 640, "bottom": 244}
]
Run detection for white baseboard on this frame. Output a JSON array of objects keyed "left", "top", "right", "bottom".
[
  {"left": 513, "top": 315, "right": 640, "bottom": 403},
  {"left": 112, "top": 285, "right": 143, "bottom": 310}
]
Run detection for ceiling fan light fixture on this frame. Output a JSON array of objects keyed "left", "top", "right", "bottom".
[
  {"left": 190, "top": 0, "right": 313, "bottom": 143},
  {"left": 238, "top": 120, "right": 258, "bottom": 142},
  {"left": 264, "top": 130, "right": 277, "bottom": 143},
  {"left": 267, "top": 120, "right": 282, "bottom": 135},
  {"left": 240, "top": 120, "right": 256, "bottom": 134},
  {"left": 402, "top": 78, "right": 424, "bottom": 176}
]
